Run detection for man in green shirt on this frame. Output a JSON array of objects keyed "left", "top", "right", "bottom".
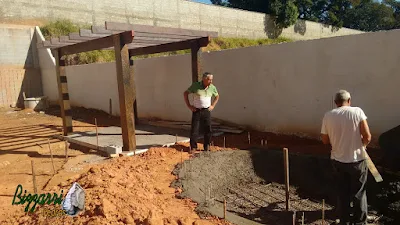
[{"left": 183, "top": 72, "right": 220, "bottom": 152}]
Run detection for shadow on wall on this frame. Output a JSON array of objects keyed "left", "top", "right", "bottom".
[
  {"left": 17, "top": 30, "right": 43, "bottom": 108},
  {"left": 264, "top": 15, "right": 309, "bottom": 38},
  {"left": 15, "top": 69, "right": 43, "bottom": 108},
  {"left": 264, "top": 14, "right": 283, "bottom": 39},
  {"left": 294, "top": 20, "right": 307, "bottom": 36}
]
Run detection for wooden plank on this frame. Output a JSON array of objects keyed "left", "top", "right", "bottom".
[
  {"left": 60, "top": 36, "right": 82, "bottom": 43},
  {"left": 69, "top": 32, "right": 97, "bottom": 41},
  {"left": 135, "top": 32, "right": 191, "bottom": 40},
  {"left": 129, "top": 37, "right": 209, "bottom": 57},
  {"left": 59, "top": 31, "right": 134, "bottom": 56},
  {"left": 365, "top": 151, "right": 383, "bottom": 182},
  {"left": 92, "top": 25, "right": 114, "bottom": 34},
  {"left": 43, "top": 41, "right": 68, "bottom": 48},
  {"left": 114, "top": 33, "right": 136, "bottom": 151},
  {"left": 80, "top": 29, "right": 109, "bottom": 38},
  {"left": 106, "top": 21, "right": 218, "bottom": 38},
  {"left": 50, "top": 37, "right": 60, "bottom": 44}
]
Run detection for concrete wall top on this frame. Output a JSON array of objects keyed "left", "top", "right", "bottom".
[{"left": 0, "top": 0, "right": 363, "bottom": 40}]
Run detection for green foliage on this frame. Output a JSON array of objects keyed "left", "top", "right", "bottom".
[
  {"left": 344, "top": 1, "right": 396, "bottom": 31},
  {"left": 271, "top": 0, "right": 300, "bottom": 28},
  {"left": 40, "top": 19, "right": 81, "bottom": 39},
  {"left": 65, "top": 50, "right": 116, "bottom": 65},
  {"left": 133, "top": 37, "right": 291, "bottom": 59},
  {"left": 40, "top": 19, "right": 115, "bottom": 64},
  {"left": 211, "top": 37, "right": 291, "bottom": 49},
  {"left": 211, "top": 0, "right": 400, "bottom": 32}
]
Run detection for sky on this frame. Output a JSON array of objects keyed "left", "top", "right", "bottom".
[{"left": 192, "top": 0, "right": 212, "bottom": 4}]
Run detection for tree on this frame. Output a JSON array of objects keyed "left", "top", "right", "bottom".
[
  {"left": 270, "top": 0, "right": 300, "bottom": 28},
  {"left": 210, "top": 0, "right": 229, "bottom": 6},
  {"left": 344, "top": 1, "right": 396, "bottom": 31},
  {"left": 384, "top": 0, "right": 400, "bottom": 28},
  {"left": 211, "top": 0, "right": 400, "bottom": 31}
]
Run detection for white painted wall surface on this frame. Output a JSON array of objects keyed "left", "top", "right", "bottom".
[
  {"left": 35, "top": 27, "right": 58, "bottom": 103},
  {"left": 65, "top": 63, "right": 120, "bottom": 116},
  {"left": 39, "top": 29, "right": 400, "bottom": 138}
]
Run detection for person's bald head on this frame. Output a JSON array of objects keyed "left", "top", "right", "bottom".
[{"left": 334, "top": 90, "right": 351, "bottom": 107}]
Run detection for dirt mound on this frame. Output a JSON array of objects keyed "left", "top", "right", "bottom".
[{"left": 2, "top": 147, "right": 230, "bottom": 225}]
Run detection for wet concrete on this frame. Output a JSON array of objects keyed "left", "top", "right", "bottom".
[{"left": 172, "top": 149, "right": 400, "bottom": 224}]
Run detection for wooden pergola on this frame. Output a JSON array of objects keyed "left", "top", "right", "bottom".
[{"left": 38, "top": 21, "right": 218, "bottom": 152}]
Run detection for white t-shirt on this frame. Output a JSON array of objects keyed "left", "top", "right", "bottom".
[{"left": 321, "top": 106, "right": 368, "bottom": 163}]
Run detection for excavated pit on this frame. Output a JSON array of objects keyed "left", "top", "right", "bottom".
[{"left": 172, "top": 149, "right": 400, "bottom": 225}]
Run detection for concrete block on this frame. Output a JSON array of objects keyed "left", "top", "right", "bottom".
[
  {"left": 221, "top": 26, "right": 238, "bottom": 37},
  {"left": 180, "top": 22, "right": 201, "bottom": 31},
  {"left": 155, "top": 20, "right": 180, "bottom": 28},
  {"left": 200, "top": 24, "right": 220, "bottom": 34},
  {"left": 154, "top": 0, "right": 178, "bottom": 22},
  {"left": 179, "top": 1, "right": 200, "bottom": 16},
  {"left": 104, "top": 145, "right": 123, "bottom": 155},
  {"left": 126, "top": 0, "right": 155, "bottom": 19},
  {"left": 127, "top": 17, "right": 154, "bottom": 26},
  {"left": 51, "top": 9, "right": 93, "bottom": 25},
  {"left": 179, "top": 13, "right": 200, "bottom": 25},
  {"left": 94, "top": 13, "right": 129, "bottom": 26}
]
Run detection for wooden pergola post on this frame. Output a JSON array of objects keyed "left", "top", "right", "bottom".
[
  {"left": 113, "top": 33, "right": 136, "bottom": 151},
  {"left": 191, "top": 41, "right": 201, "bottom": 83},
  {"left": 54, "top": 49, "right": 73, "bottom": 135},
  {"left": 130, "top": 55, "right": 139, "bottom": 125}
]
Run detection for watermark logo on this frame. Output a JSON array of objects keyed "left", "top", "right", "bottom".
[
  {"left": 11, "top": 182, "right": 85, "bottom": 217},
  {"left": 12, "top": 184, "right": 64, "bottom": 213}
]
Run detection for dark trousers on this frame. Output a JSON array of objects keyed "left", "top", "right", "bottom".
[
  {"left": 332, "top": 159, "right": 368, "bottom": 225},
  {"left": 190, "top": 108, "right": 212, "bottom": 151}
]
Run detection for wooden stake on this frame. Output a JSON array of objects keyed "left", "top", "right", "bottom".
[
  {"left": 64, "top": 140, "right": 68, "bottom": 162},
  {"left": 208, "top": 185, "right": 211, "bottom": 202},
  {"left": 31, "top": 160, "right": 37, "bottom": 194},
  {"left": 109, "top": 98, "right": 112, "bottom": 116},
  {"left": 261, "top": 139, "right": 264, "bottom": 146},
  {"left": 302, "top": 212, "right": 305, "bottom": 225},
  {"left": 223, "top": 136, "right": 226, "bottom": 148},
  {"left": 248, "top": 132, "right": 251, "bottom": 144},
  {"left": 322, "top": 199, "right": 325, "bottom": 224},
  {"left": 283, "top": 148, "right": 290, "bottom": 211},
  {"left": 265, "top": 140, "right": 268, "bottom": 149},
  {"left": 293, "top": 211, "right": 296, "bottom": 225},
  {"left": 48, "top": 139, "right": 56, "bottom": 175},
  {"left": 95, "top": 118, "right": 99, "bottom": 150},
  {"left": 224, "top": 199, "right": 227, "bottom": 219}
]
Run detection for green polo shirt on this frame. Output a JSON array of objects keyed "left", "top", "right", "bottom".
[{"left": 187, "top": 81, "right": 219, "bottom": 109}]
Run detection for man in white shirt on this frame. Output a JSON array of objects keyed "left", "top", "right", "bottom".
[
  {"left": 184, "top": 72, "right": 220, "bottom": 152},
  {"left": 321, "top": 90, "right": 372, "bottom": 225}
]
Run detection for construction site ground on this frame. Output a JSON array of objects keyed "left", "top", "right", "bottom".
[{"left": 0, "top": 106, "right": 398, "bottom": 224}]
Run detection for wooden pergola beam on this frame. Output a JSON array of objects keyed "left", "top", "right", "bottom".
[
  {"left": 106, "top": 21, "right": 218, "bottom": 38},
  {"left": 129, "top": 36, "right": 210, "bottom": 56},
  {"left": 59, "top": 31, "right": 134, "bottom": 56}
]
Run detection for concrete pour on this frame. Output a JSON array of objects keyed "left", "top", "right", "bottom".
[
  {"left": 63, "top": 124, "right": 191, "bottom": 155},
  {"left": 172, "top": 149, "right": 399, "bottom": 224}
]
